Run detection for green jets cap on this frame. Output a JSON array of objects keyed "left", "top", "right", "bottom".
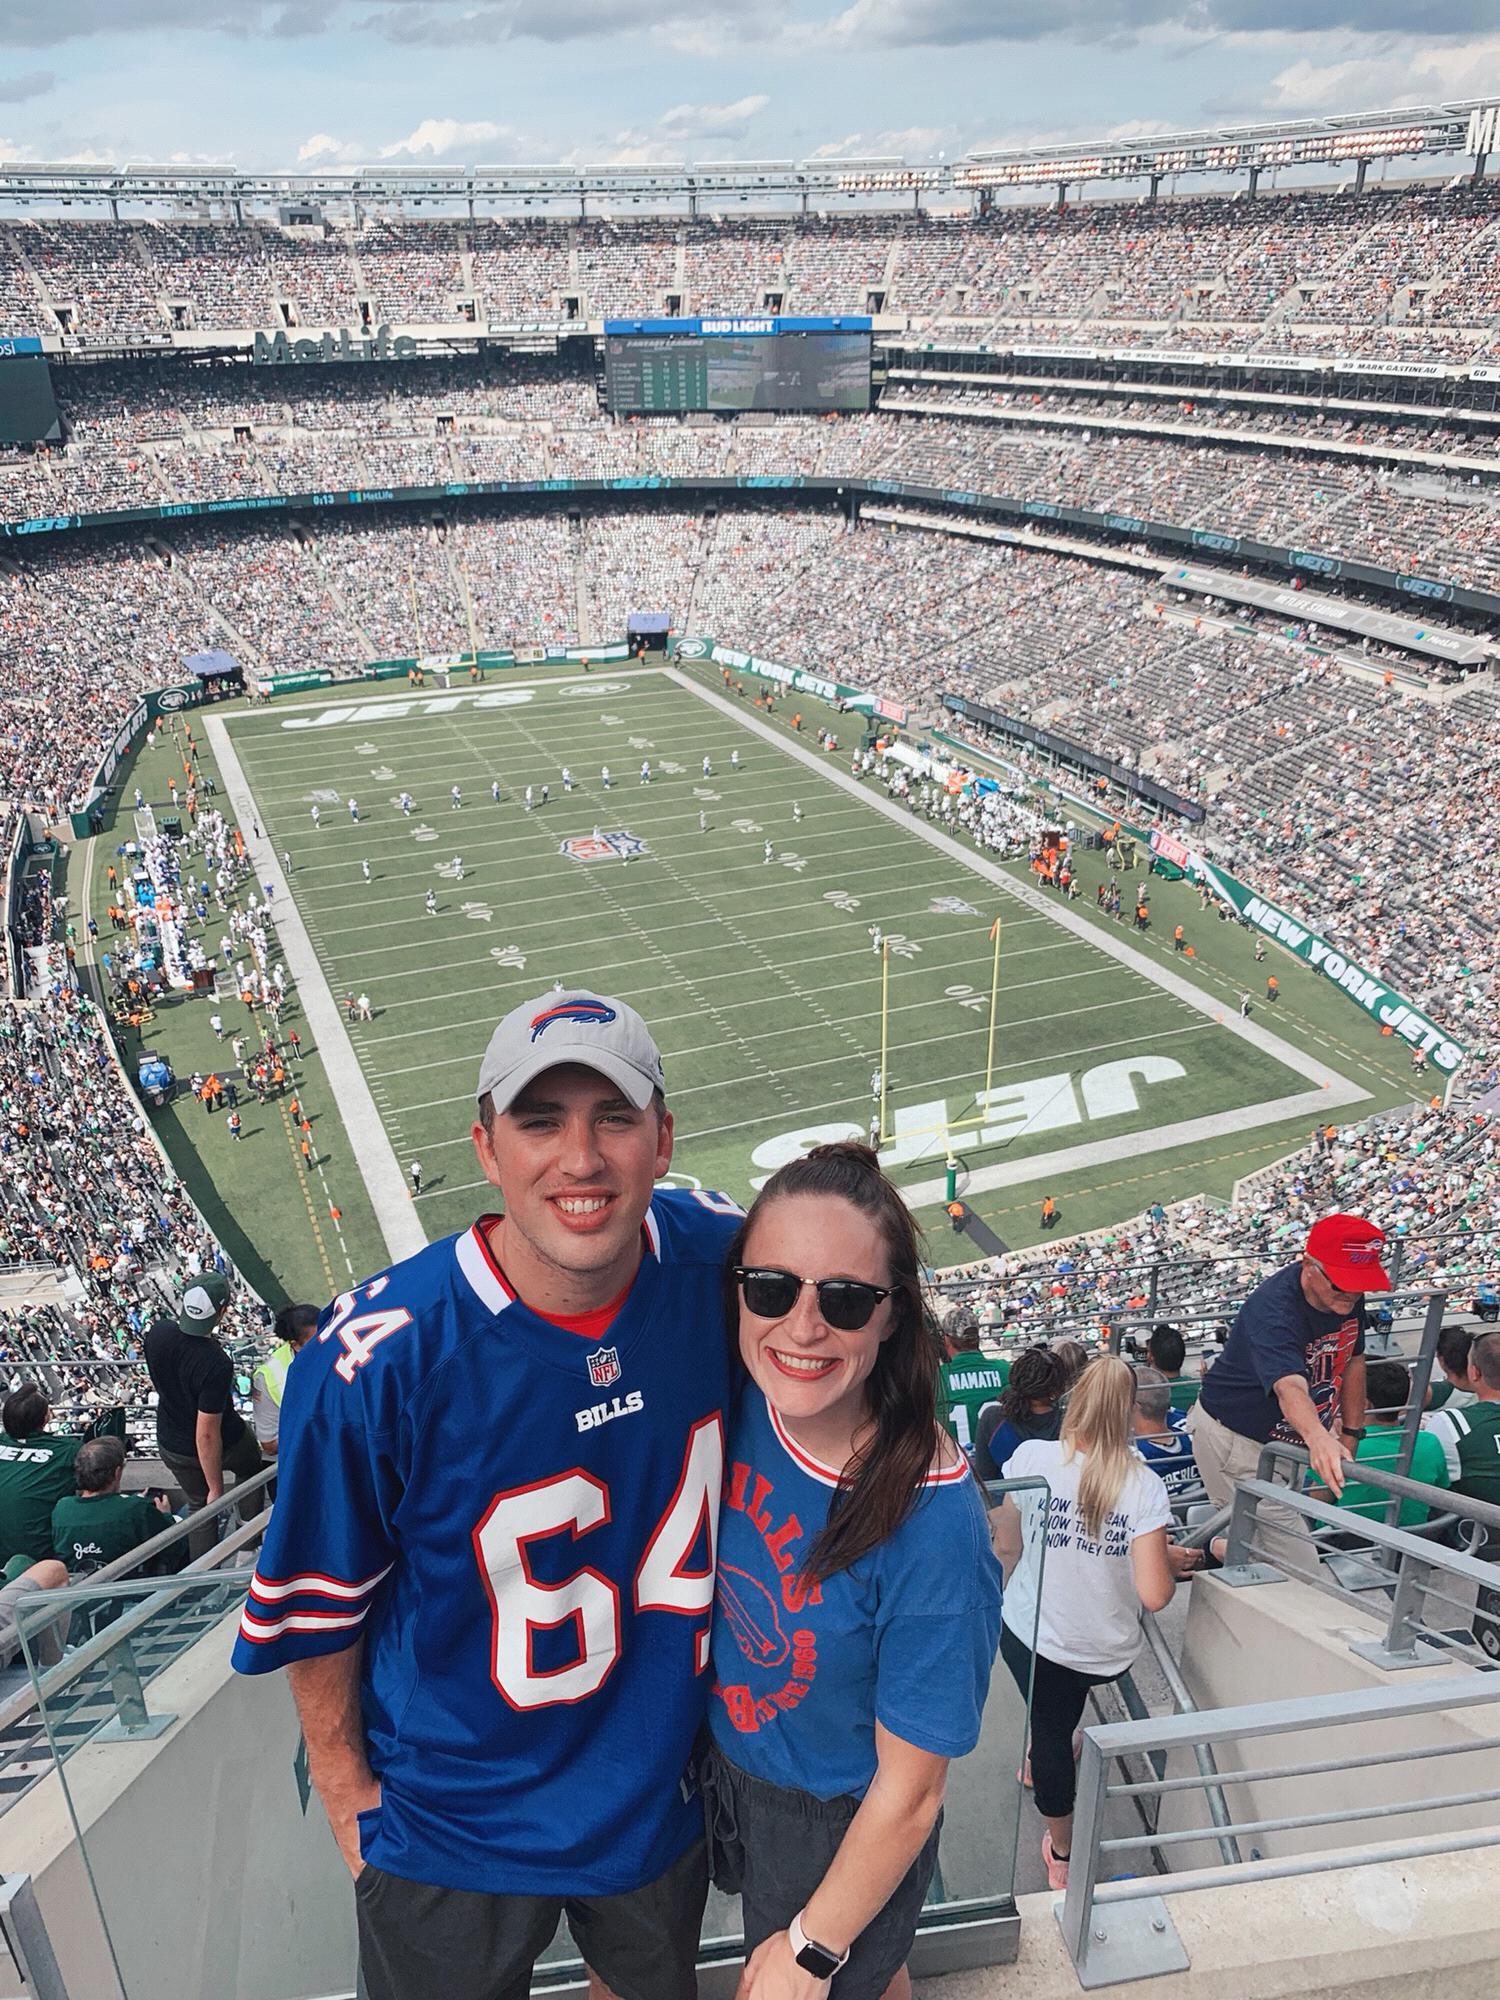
[{"left": 181, "top": 1270, "right": 231, "bottom": 1330}]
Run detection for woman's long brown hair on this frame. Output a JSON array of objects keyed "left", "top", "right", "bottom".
[{"left": 725, "top": 1142, "right": 942, "bottom": 1585}]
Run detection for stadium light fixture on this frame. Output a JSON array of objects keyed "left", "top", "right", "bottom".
[
  {"left": 476, "top": 164, "right": 582, "bottom": 177},
  {"left": 582, "top": 162, "right": 688, "bottom": 176}
]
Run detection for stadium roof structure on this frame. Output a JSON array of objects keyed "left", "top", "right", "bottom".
[{"left": 0, "top": 102, "right": 1495, "bottom": 214}]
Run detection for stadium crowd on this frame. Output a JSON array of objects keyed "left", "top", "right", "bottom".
[
  {"left": 3, "top": 493, "right": 1498, "bottom": 1068},
  {"left": 3, "top": 180, "right": 1500, "bottom": 345},
  {"left": 8, "top": 358, "right": 1500, "bottom": 608},
  {"left": 0, "top": 184, "right": 1497, "bottom": 1567},
  {"left": 0, "top": 972, "right": 263, "bottom": 1424},
  {"left": 938, "top": 1091, "right": 1500, "bottom": 1344}
]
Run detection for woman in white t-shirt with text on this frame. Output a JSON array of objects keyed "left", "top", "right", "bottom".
[{"left": 992, "top": 1356, "right": 1200, "bottom": 1888}]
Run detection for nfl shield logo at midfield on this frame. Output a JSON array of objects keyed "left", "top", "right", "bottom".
[
  {"left": 560, "top": 830, "right": 648, "bottom": 864},
  {"left": 587, "top": 1346, "right": 622, "bottom": 1389}
]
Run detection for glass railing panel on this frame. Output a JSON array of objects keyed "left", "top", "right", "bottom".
[{"left": 14, "top": 1481, "right": 1045, "bottom": 2000}]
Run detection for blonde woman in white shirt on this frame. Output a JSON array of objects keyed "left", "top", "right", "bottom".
[{"left": 992, "top": 1356, "right": 1200, "bottom": 1888}]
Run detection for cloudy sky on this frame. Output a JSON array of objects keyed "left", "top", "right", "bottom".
[{"left": 0, "top": 1, "right": 1496, "bottom": 172}]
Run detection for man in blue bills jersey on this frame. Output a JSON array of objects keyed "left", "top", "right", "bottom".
[{"left": 232, "top": 990, "right": 740, "bottom": 2000}]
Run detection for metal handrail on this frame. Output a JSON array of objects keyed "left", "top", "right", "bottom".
[
  {"left": 1136, "top": 1612, "right": 1241, "bottom": 1867},
  {"left": 0, "top": 1468, "right": 274, "bottom": 1753},
  {"left": 1059, "top": 1675, "right": 1500, "bottom": 1986},
  {"left": 1255, "top": 1438, "right": 1500, "bottom": 1541},
  {"left": 935, "top": 1289, "right": 1473, "bottom": 1354},
  {"left": 1224, "top": 1467, "right": 1500, "bottom": 1668},
  {"left": 931, "top": 1223, "right": 1499, "bottom": 1296},
  {"left": 8, "top": 1567, "right": 256, "bottom": 1780}
]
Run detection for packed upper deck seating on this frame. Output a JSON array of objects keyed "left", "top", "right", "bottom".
[{"left": 1, "top": 177, "right": 1496, "bottom": 342}]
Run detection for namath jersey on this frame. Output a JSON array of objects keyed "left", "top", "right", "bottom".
[
  {"left": 232, "top": 1190, "right": 740, "bottom": 1896},
  {"left": 938, "top": 1353, "right": 1010, "bottom": 1456}
]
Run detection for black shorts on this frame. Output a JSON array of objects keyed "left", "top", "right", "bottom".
[
  {"left": 699, "top": 1744, "right": 941, "bottom": 2000},
  {"left": 355, "top": 1837, "right": 708, "bottom": 2000}
]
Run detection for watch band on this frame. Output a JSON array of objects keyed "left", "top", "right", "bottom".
[{"left": 788, "top": 1908, "right": 849, "bottom": 1979}]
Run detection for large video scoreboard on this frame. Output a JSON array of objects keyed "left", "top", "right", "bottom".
[
  {"left": 603, "top": 316, "right": 872, "bottom": 415},
  {"left": 0, "top": 344, "right": 61, "bottom": 446}
]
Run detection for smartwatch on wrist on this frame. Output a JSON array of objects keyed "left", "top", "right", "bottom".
[
  {"left": 788, "top": 1909, "right": 849, "bottom": 1980},
  {"left": 1341, "top": 1426, "right": 1366, "bottom": 1441}
]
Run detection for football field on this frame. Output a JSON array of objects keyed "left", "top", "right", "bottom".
[{"left": 209, "top": 662, "right": 1369, "bottom": 1265}]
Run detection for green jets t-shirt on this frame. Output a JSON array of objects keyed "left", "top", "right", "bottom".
[
  {"left": 1335, "top": 1424, "right": 1450, "bottom": 1528},
  {"left": 1427, "top": 1402, "right": 1500, "bottom": 1510},
  {"left": 1426, "top": 1382, "right": 1476, "bottom": 1414},
  {"left": 939, "top": 1354, "right": 1011, "bottom": 1455},
  {"left": 0, "top": 1434, "right": 87, "bottom": 1564},
  {"left": 51, "top": 1493, "right": 165, "bottom": 1573}
]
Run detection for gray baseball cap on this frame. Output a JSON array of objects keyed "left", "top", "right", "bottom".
[{"left": 476, "top": 990, "right": 666, "bottom": 1114}]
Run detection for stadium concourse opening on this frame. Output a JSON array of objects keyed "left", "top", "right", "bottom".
[
  {"left": 627, "top": 610, "right": 671, "bottom": 654},
  {"left": 2, "top": 121, "right": 1500, "bottom": 1999}
]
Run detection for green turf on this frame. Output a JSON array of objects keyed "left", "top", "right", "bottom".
[
  {"left": 81, "top": 719, "right": 392, "bottom": 1307},
  {"left": 212, "top": 661, "right": 1412, "bottom": 1280},
  {"left": 76, "top": 659, "right": 1423, "bottom": 1307}
]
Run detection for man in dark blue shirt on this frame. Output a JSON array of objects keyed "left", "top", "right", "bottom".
[{"left": 1186, "top": 1214, "right": 1381, "bottom": 1576}]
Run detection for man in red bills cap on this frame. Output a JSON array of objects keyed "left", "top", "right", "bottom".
[{"left": 1186, "top": 1214, "right": 1387, "bottom": 1575}]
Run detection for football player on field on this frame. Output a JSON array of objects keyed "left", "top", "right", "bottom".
[{"left": 233, "top": 990, "right": 741, "bottom": 2000}]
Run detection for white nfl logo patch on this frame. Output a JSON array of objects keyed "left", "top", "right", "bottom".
[{"left": 587, "top": 1346, "right": 621, "bottom": 1389}]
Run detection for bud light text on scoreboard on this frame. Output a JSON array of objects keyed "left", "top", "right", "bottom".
[{"left": 602, "top": 316, "right": 872, "bottom": 336}]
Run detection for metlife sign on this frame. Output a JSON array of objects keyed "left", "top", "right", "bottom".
[{"left": 253, "top": 324, "right": 419, "bottom": 366}]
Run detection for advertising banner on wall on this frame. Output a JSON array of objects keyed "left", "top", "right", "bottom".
[
  {"left": 1193, "top": 860, "right": 1465, "bottom": 1075},
  {"left": 706, "top": 641, "right": 885, "bottom": 714}
]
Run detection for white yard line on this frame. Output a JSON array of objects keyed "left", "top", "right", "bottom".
[
  {"left": 664, "top": 668, "right": 1371, "bottom": 1104},
  {"left": 363, "top": 956, "right": 1136, "bottom": 1068},
  {"left": 207, "top": 713, "right": 427, "bottom": 1268}
]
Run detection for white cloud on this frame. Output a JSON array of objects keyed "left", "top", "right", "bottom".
[
  {"left": 379, "top": 116, "right": 520, "bottom": 159},
  {"left": 1260, "top": 33, "right": 1500, "bottom": 113},
  {"left": 297, "top": 131, "right": 361, "bottom": 163},
  {"left": 0, "top": 138, "right": 118, "bottom": 163},
  {"left": 296, "top": 118, "right": 532, "bottom": 166},
  {"left": 656, "top": 93, "right": 770, "bottom": 141},
  {"left": 808, "top": 123, "right": 959, "bottom": 159}
]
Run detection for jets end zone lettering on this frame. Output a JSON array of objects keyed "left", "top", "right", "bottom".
[
  {"left": 749, "top": 1057, "right": 1186, "bottom": 1189},
  {"left": 280, "top": 690, "right": 536, "bottom": 729}
]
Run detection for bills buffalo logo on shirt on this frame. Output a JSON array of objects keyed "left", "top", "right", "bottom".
[
  {"left": 559, "top": 831, "right": 648, "bottom": 865},
  {"left": 530, "top": 997, "right": 618, "bottom": 1041},
  {"left": 587, "top": 1344, "right": 622, "bottom": 1388},
  {"left": 716, "top": 1563, "right": 790, "bottom": 1670}
]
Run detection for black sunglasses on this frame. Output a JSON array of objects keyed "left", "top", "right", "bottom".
[{"left": 733, "top": 1265, "right": 893, "bottom": 1332}]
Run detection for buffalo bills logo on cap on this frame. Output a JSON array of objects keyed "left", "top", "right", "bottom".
[
  {"left": 530, "top": 998, "right": 617, "bottom": 1042},
  {"left": 1344, "top": 1241, "right": 1383, "bottom": 1266}
]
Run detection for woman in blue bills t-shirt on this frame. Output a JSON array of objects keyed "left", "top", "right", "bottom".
[{"left": 703, "top": 1144, "right": 1001, "bottom": 2000}]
